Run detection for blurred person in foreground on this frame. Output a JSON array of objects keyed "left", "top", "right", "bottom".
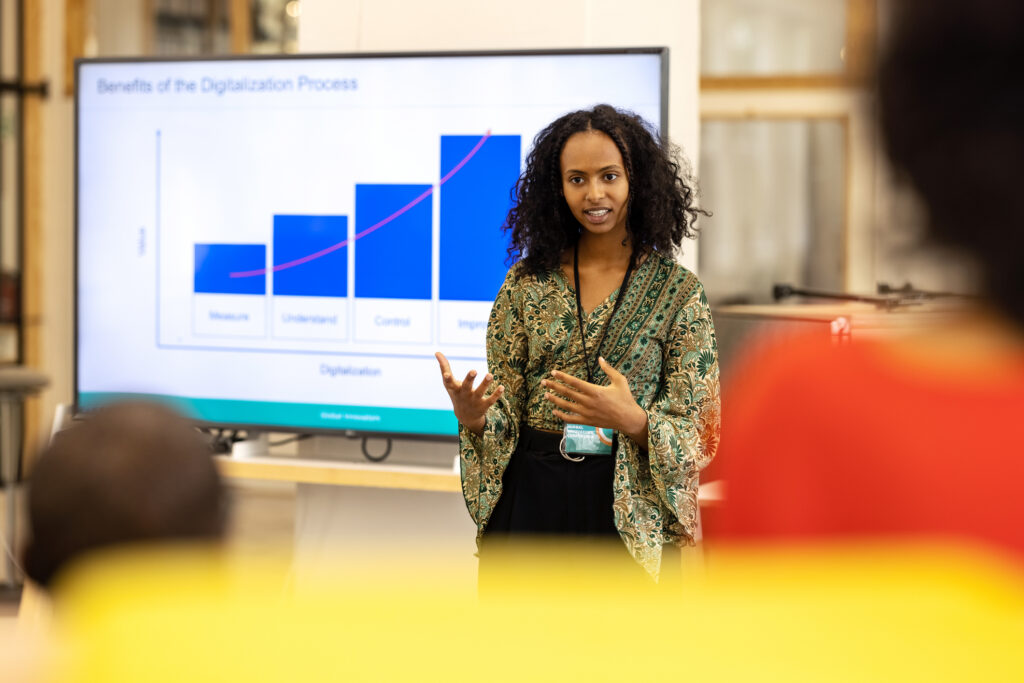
[
  {"left": 23, "top": 401, "right": 227, "bottom": 590},
  {"left": 703, "top": 0, "right": 1024, "bottom": 563}
]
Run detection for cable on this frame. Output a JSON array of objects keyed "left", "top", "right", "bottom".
[
  {"left": 361, "top": 436, "right": 392, "bottom": 463},
  {"left": 202, "top": 428, "right": 243, "bottom": 454},
  {"left": 211, "top": 429, "right": 230, "bottom": 454}
]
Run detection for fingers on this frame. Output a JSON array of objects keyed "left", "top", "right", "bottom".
[
  {"left": 552, "top": 409, "right": 582, "bottom": 424},
  {"left": 435, "top": 351, "right": 451, "bottom": 375},
  {"left": 436, "top": 352, "right": 457, "bottom": 389},
  {"left": 549, "top": 370, "right": 594, "bottom": 395},
  {"left": 545, "top": 390, "right": 582, "bottom": 416},
  {"left": 460, "top": 369, "right": 479, "bottom": 395},
  {"left": 471, "top": 373, "right": 505, "bottom": 406},
  {"left": 597, "top": 356, "right": 623, "bottom": 381},
  {"left": 542, "top": 377, "right": 585, "bottom": 404},
  {"left": 471, "top": 372, "right": 494, "bottom": 399},
  {"left": 482, "top": 384, "right": 505, "bottom": 407},
  {"left": 459, "top": 369, "right": 500, "bottom": 398}
]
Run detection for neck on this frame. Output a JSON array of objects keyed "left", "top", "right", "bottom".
[{"left": 577, "top": 229, "right": 632, "bottom": 267}]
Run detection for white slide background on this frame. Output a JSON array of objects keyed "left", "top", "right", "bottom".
[{"left": 77, "top": 55, "right": 663, "bottom": 417}]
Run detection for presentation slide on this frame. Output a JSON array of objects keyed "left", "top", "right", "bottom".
[{"left": 76, "top": 52, "right": 664, "bottom": 436}]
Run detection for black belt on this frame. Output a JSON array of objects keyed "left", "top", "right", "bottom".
[
  {"left": 518, "top": 425, "right": 617, "bottom": 457},
  {"left": 516, "top": 425, "right": 563, "bottom": 452}
]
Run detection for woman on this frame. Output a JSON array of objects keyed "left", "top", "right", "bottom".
[{"left": 436, "top": 105, "right": 718, "bottom": 579}]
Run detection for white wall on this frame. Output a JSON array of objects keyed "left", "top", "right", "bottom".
[{"left": 299, "top": 0, "right": 702, "bottom": 271}]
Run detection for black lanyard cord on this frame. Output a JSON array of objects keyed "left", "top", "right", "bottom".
[{"left": 573, "top": 241, "right": 635, "bottom": 383}]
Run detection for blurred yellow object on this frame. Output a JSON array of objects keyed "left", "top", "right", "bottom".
[{"left": 43, "top": 542, "right": 1024, "bottom": 682}]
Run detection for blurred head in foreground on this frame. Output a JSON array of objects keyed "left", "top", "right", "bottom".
[
  {"left": 23, "top": 401, "right": 226, "bottom": 589},
  {"left": 879, "top": 0, "right": 1024, "bottom": 325},
  {"left": 702, "top": 0, "right": 1024, "bottom": 557}
]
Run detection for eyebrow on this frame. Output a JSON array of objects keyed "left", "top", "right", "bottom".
[{"left": 564, "top": 164, "right": 624, "bottom": 175}]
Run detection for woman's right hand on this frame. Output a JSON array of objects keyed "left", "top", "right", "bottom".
[{"left": 435, "top": 352, "right": 504, "bottom": 437}]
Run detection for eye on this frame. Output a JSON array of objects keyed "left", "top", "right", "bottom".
[
  {"left": 604, "top": 172, "right": 619, "bottom": 182},
  {"left": 568, "top": 176, "right": 584, "bottom": 185}
]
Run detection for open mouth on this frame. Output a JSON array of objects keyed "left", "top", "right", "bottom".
[{"left": 583, "top": 208, "right": 611, "bottom": 223}]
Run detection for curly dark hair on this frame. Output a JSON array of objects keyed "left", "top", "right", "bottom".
[
  {"left": 878, "top": 0, "right": 1024, "bottom": 325},
  {"left": 504, "top": 104, "right": 706, "bottom": 275}
]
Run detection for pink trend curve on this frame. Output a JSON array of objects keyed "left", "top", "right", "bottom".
[{"left": 229, "top": 130, "right": 493, "bottom": 279}]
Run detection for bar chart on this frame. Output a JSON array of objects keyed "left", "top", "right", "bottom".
[
  {"left": 271, "top": 215, "right": 350, "bottom": 341},
  {"left": 439, "top": 135, "right": 520, "bottom": 302},
  {"left": 353, "top": 183, "right": 434, "bottom": 344},
  {"left": 437, "top": 134, "right": 520, "bottom": 346},
  {"left": 194, "top": 244, "right": 266, "bottom": 295},
  {"left": 273, "top": 215, "right": 348, "bottom": 298},
  {"left": 193, "top": 244, "right": 267, "bottom": 338},
  {"left": 354, "top": 184, "right": 431, "bottom": 300},
  {"left": 185, "top": 132, "right": 521, "bottom": 348}
]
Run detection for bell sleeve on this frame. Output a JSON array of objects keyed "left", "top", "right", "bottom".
[
  {"left": 457, "top": 266, "right": 529, "bottom": 527},
  {"left": 631, "top": 281, "right": 721, "bottom": 541}
]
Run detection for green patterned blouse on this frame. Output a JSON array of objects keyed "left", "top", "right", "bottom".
[{"left": 459, "top": 252, "right": 721, "bottom": 578}]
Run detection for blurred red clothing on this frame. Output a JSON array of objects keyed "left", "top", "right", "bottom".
[{"left": 703, "top": 327, "right": 1024, "bottom": 562}]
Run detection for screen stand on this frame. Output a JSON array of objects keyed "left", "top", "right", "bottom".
[
  {"left": 297, "top": 435, "right": 456, "bottom": 468},
  {"left": 232, "top": 432, "right": 270, "bottom": 459}
]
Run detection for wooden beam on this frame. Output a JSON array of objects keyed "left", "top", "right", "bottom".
[
  {"left": 701, "top": 75, "right": 864, "bottom": 91},
  {"left": 845, "top": 0, "right": 878, "bottom": 80},
  {"left": 21, "top": 0, "right": 45, "bottom": 465},
  {"left": 230, "top": 0, "right": 252, "bottom": 54},
  {"left": 64, "top": 0, "right": 92, "bottom": 96}
]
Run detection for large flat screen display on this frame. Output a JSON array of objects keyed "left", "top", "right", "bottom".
[{"left": 76, "top": 49, "right": 667, "bottom": 437}]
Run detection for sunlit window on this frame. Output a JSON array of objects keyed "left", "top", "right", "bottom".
[
  {"left": 699, "top": 119, "right": 846, "bottom": 304},
  {"left": 702, "top": 0, "right": 848, "bottom": 76}
]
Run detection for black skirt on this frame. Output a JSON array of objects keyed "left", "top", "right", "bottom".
[
  {"left": 478, "top": 426, "right": 686, "bottom": 590},
  {"left": 478, "top": 426, "right": 654, "bottom": 589},
  {"left": 484, "top": 425, "right": 619, "bottom": 537}
]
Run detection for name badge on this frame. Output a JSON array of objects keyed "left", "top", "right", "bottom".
[{"left": 560, "top": 423, "right": 614, "bottom": 461}]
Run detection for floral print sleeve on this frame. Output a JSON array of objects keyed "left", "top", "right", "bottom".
[
  {"left": 638, "top": 282, "right": 720, "bottom": 540},
  {"left": 458, "top": 265, "right": 528, "bottom": 527},
  {"left": 609, "top": 271, "right": 720, "bottom": 575}
]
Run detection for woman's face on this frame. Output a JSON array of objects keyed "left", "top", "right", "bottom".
[{"left": 559, "top": 129, "right": 630, "bottom": 240}]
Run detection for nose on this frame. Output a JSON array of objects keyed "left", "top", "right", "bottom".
[{"left": 585, "top": 179, "right": 605, "bottom": 202}]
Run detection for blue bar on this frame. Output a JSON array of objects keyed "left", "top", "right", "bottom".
[
  {"left": 194, "top": 244, "right": 266, "bottom": 295},
  {"left": 440, "top": 134, "right": 520, "bottom": 301},
  {"left": 273, "top": 215, "right": 348, "bottom": 298},
  {"left": 355, "top": 184, "right": 432, "bottom": 300}
]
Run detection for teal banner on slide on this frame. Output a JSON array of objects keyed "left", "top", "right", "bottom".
[{"left": 78, "top": 392, "right": 458, "bottom": 436}]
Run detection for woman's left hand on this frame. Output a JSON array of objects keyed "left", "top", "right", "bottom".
[{"left": 543, "top": 357, "right": 649, "bottom": 445}]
